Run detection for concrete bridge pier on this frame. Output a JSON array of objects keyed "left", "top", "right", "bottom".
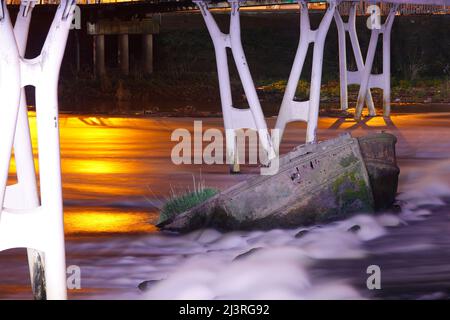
[
  {"left": 87, "top": 16, "right": 160, "bottom": 77},
  {"left": 94, "top": 34, "right": 106, "bottom": 77},
  {"left": 143, "top": 34, "right": 153, "bottom": 75},
  {"left": 119, "top": 34, "right": 129, "bottom": 75}
]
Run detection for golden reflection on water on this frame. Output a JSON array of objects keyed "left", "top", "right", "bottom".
[
  {"left": 11, "top": 113, "right": 170, "bottom": 236},
  {"left": 11, "top": 111, "right": 447, "bottom": 236},
  {"left": 64, "top": 208, "right": 159, "bottom": 236},
  {"left": 65, "top": 159, "right": 124, "bottom": 175}
]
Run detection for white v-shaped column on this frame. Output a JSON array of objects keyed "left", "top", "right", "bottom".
[
  {"left": 194, "top": 0, "right": 276, "bottom": 172},
  {"left": 196, "top": 0, "right": 339, "bottom": 159},
  {"left": 334, "top": 1, "right": 376, "bottom": 115},
  {"left": 9, "top": 0, "right": 47, "bottom": 301},
  {"left": 335, "top": 3, "right": 398, "bottom": 119},
  {"left": 274, "top": 0, "right": 337, "bottom": 147},
  {"left": 355, "top": 4, "right": 398, "bottom": 119},
  {"left": 0, "top": 0, "right": 76, "bottom": 300}
]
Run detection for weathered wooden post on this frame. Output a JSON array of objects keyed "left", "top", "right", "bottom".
[{"left": 0, "top": 0, "right": 76, "bottom": 300}]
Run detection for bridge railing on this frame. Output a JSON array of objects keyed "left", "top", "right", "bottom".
[{"left": 339, "top": 1, "right": 448, "bottom": 15}]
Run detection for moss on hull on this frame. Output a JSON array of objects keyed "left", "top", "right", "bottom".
[{"left": 332, "top": 169, "right": 374, "bottom": 214}]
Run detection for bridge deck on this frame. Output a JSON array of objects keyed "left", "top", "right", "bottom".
[
  {"left": 5, "top": 0, "right": 450, "bottom": 7},
  {"left": 5, "top": 0, "right": 448, "bottom": 19}
]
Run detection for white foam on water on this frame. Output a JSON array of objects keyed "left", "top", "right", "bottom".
[
  {"left": 144, "top": 247, "right": 315, "bottom": 300},
  {"left": 376, "top": 214, "right": 406, "bottom": 227},
  {"left": 66, "top": 157, "right": 450, "bottom": 300},
  {"left": 134, "top": 159, "right": 450, "bottom": 300},
  {"left": 336, "top": 215, "right": 387, "bottom": 241}
]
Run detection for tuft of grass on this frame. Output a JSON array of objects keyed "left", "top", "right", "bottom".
[{"left": 158, "top": 180, "right": 219, "bottom": 224}]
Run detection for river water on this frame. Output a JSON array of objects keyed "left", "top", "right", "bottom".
[{"left": 1, "top": 110, "right": 450, "bottom": 299}]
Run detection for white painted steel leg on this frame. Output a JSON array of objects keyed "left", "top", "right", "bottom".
[
  {"left": 355, "top": 27, "right": 379, "bottom": 119},
  {"left": 355, "top": 5, "right": 397, "bottom": 119},
  {"left": 12, "top": 1, "right": 39, "bottom": 210},
  {"left": 0, "top": 0, "right": 22, "bottom": 209},
  {"left": 382, "top": 6, "right": 397, "bottom": 117},
  {"left": 194, "top": 1, "right": 235, "bottom": 168},
  {"left": 228, "top": 1, "right": 274, "bottom": 159},
  {"left": 12, "top": 0, "right": 46, "bottom": 300},
  {"left": 32, "top": 0, "right": 75, "bottom": 300},
  {"left": 335, "top": 7, "right": 348, "bottom": 111},
  {"left": 274, "top": 0, "right": 337, "bottom": 146},
  {"left": 0, "top": 0, "right": 76, "bottom": 300},
  {"left": 334, "top": 2, "right": 375, "bottom": 114},
  {"left": 194, "top": 0, "right": 275, "bottom": 169}
]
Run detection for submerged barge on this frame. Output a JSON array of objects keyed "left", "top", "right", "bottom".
[{"left": 158, "top": 132, "right": 399, "bottom": 232}]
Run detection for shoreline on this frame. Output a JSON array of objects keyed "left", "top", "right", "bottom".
[{"left": 48, "top": 102, "right": 450, "bottom": 118}]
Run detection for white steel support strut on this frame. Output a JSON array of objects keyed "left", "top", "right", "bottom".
[
  {"left": 0, "top": 2, "right": 21, "bottom": 211},
  {"left": 12, "top": 0, "right": 46, "bottom": 300},
  {"left": 194, "top": 0, "right": 275, "bottom": 171},
  {"left": 0, "top": 0, "right": 76, "bottom": 300},
  {"left": 354, "top": 4, "right": 398, "bottom": 119},
  {"left": 334, "top": 1, "right": 376, "bottom": 115},
  {"left": 275, "top": 0, "right": 338, "bottom": 146}
]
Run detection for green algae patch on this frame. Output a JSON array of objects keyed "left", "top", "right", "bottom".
[
  {"left": 332, "top": 168, "right": 374, "bottom": 214},
  {"left": 339, "top": 153, "right": 359, "bottom": 168}
]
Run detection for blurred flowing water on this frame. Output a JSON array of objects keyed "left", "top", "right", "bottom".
[{"left": 1, "top": 111, "right": 450, "bottom": 299}]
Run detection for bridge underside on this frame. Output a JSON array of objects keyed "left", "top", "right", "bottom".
[
  {"left": 6, "top": 0, "right": 447, "bottom": 22},
  {"left": 6, "top": 1, "right": 323, "bottom": 20}
]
